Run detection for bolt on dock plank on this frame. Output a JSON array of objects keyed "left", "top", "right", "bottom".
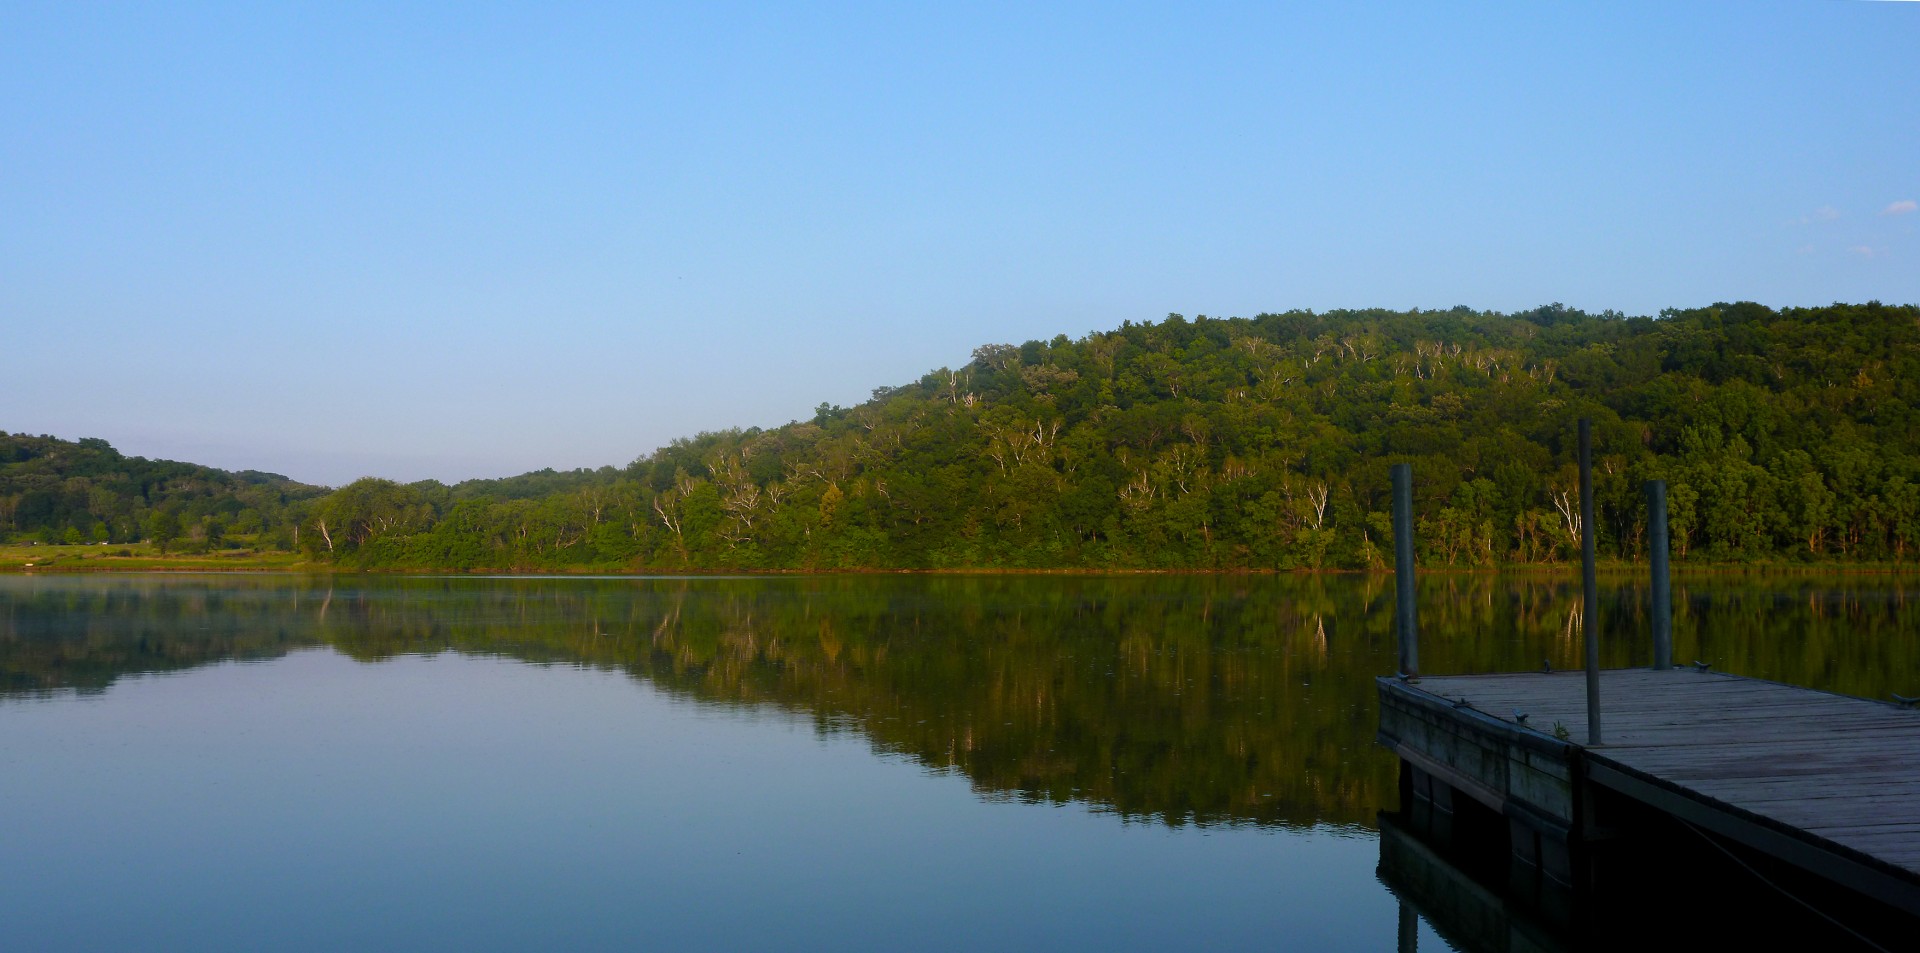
[{"left": 1377, "top": 668, "right": 1920, "bottom": 917}]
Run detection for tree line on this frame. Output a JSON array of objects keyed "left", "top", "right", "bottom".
[
  {"left": 8, "top": 301, "right": 1919, "bottom": 569},
  {"left": 0, "top": 434, "right": 323, "bottom": 552}
]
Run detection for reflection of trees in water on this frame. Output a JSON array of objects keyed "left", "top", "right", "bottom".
[
  {"left": 2, "top": 575, "right": 1915, "bottom": 830},
  {"left": 0, "top": 576, "right": 324, "bottom": 695}
]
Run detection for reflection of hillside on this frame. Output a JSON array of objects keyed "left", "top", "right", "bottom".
[
  {"left": 316, "top": 576, "right": 1405, "bottom": 829},
  {"left": 3, "top": 575, "right": 1916, "bottom": 830},
  {"left": 0, "top": 576, "right": 324, "bottom": 695}
]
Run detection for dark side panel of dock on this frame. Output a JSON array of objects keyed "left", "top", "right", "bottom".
[{"left": 1377, "top": 669, "right": 1920, "bottom": 918}]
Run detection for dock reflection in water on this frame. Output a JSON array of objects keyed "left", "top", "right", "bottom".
[{"left": 1377, "top": 814, "right": 1568, "bottom": 953}]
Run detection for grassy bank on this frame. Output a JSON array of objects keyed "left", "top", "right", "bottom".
[{"left": 0, "top": 543, "right": 315, "bottom": 572}]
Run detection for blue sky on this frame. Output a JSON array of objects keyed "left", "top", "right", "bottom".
[{"left": 3, "top": 2, "right": 1916, "bottom": 485}]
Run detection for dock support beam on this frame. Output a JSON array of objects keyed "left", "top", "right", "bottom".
[
  {"left": 1645, "top": 480, "right": 1672, "bottom": 671},
  {"left": 1579, "top": 420, "right": 1601, "bottom": 745},
  {"left": 1392, "top": 463, "right": 1419, "bottom": 678}
]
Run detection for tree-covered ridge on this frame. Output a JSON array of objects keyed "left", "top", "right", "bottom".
[
  {"left": 0, "top": 433, "right": 325, "bottom": 550},
  {"left": 9, "top": 301, "right": 1919, "bottom": 569},
  {"left": 311, "top": 301, "right": 1920, "bottom": 570}
]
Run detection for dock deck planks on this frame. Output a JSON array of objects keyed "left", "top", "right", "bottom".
[{"left": 1384, "top": 668, "right": 1920, "bottom": 911}]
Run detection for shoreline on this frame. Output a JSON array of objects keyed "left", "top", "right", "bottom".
[{"left": 4, "top": 559, "right": 1916, "bottom": 578}]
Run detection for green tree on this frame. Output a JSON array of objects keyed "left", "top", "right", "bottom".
[{"left": 145, "top": 510, "right": 182, "bottom": 554}]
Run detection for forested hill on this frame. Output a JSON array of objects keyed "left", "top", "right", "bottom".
[
  {"left": 11, "top": 301, "right": 1920, "bottom": 569},
  {"left": 306, "top": 301, "right": 1920, "bottom": 570},
  {"left": 0, "top": 433, "right": 324, "bottom": 549}
]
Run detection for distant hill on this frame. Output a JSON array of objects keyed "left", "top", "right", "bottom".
[
  {"left": 0, "top": 433, "right": 325, "bottom": 549},
  {"left": 11, "top": 301, "right": 1919, "bottom": 569},
  {"left": 298, "top": 301, "right": 1920, "bottom": 570}
]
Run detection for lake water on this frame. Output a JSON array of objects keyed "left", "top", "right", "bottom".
[{"left": 2, "top": 573, "right": 1914, "bottom": 951}]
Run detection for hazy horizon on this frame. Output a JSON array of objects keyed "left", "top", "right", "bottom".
[
  {"left": 7, "top": 2, "right": 1917, "bottom": 485},
  {"left": 7, "top": 299, "right": 1908, "bottom": 490}
]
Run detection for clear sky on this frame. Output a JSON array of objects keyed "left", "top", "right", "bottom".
[{"left": 4, "top": 2, "right": 1916, "bottom": 486}]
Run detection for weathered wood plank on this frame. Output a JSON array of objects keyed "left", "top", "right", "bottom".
[
  {"left": 1604, "top": 747, "right": 1920, "bottom": 776},
  {"left": 1822, "top": 832, "right": 1920, "bottom": 852},
  {"left": 1593, "top": 728, "right": 1920, "bottom": 749},
  {"left": 1607, "top": 748, "right": 1920, "bottom": 771},
  {"left": 1682, "top": 780, "right": 1920, "bottom": 802},
  {"left": 1804, "top": 818, "right": 1920, "bottom": 833}
]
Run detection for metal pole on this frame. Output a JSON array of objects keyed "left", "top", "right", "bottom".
[
  {"left": 1392, "top": 463, "right": 1419, "bottom": 678},
  {"left": 1579, "top": 420, "right": 1601, "bottom": 745},
  {"left": 1646, "top": 479, "right": 1673, "bottom": 671}
]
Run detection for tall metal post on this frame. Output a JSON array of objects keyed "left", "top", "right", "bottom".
[
  {"left": 1646, "top": 479, "right": 1673, "bottom": 671},
  {"left": 1579, "top": 420, "right": 1602, "bottom": 745},
  {"left": 1392, "top": 463, "right": 1419, "bottom": 678}
]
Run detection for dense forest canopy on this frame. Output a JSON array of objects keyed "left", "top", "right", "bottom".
[
  {"left": 0, "top": 433, "right": 325, "bottom": 552},
  {"left": 7, "top": 301, "right": 1919, "bottom": 569}
]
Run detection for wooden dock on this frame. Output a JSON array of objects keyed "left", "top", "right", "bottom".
[{"left": 1377, "top": 668, "right": 1920, "bottom": 918}]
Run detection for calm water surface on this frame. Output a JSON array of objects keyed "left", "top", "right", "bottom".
[{"left": 2, "top": 573, "right": 1914, "bottom": 951}]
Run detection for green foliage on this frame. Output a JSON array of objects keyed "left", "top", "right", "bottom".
[
  {"left": 308, "top": 301, "right": 1920, "bottom": 570},
  {"left": 11, "top": 301, "right": 1920, "bottom": 571},
  {"left": 0, "top": 433, "right": 324, "bottom": 549}
]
